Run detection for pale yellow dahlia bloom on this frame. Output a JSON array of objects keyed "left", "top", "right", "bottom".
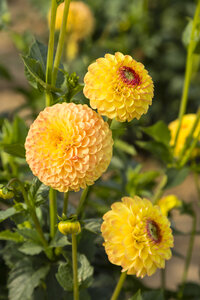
[
  {"left": 101, "top": 196, "right": 173, "bottom": 278},
  {"left": 83, "top": 52, "right": 154, "bottom": 122},
  {"left": 48, "top": 1, "right": 94, "bottom": 40},
  {"left": 168, "top": 114, "right": 200, "bottom": 157},
  {"left": 25, "top": 103, "right": 113, "bottom": 192},
  {"left": 157, "top": 195, "right": 182, "bottom": 216}
]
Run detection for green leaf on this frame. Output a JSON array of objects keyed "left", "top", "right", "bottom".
[
  {"left": 84, "top": 218, "right": 102, "bottom": 234},
  {"left": 0, "top": 230, "right": 23, "bottom": 242},
  {"left": 28, "top": 177, "right": 49, "bottom": 206},
  {"left": 56, "top": 262, "right": 73, "bottom": 291},
  {"left": 78, "top": 254, "right": 94, "bottom": 287},
  {"left": 49, "top": 231, "right": 71, "bottom": 248},
  {"left": 16, "top": 228, "right": 41, "bottom": 244},
  {"left": 165, "top": 167, "right": 189, "bottom": 189},
  {"left": 114, "top": 139, "right": 137, "bottom": 155},
  {"left": 56, "top": 254, "right": 93, "bottom": 291},
  {"left": 22, "top": 55, "right": 45, "bottom": 90},
  {"left": 129, "top": 289, "right": 142, "bottom": 300},
  {"left": 137, "top": 141, "right": 172, "bottom": 163},
  {"left": 182, "top": 19, "right": 193, "bottom": 48},
  {"left": 8, "top": 258, "right": 50, "bottom": 300},
  {"left": 1, "top": 143, "right": 25, "bottom": 158},
  {"left": 0, "top": 207, "right": 18, "bottom": 222},
  {"left": 13, "top": 116, "right": 28, "bottom": 144},
  {"left": 141, "top": 121, "right": 171, "bottom": 146},
  {"left": 142, "top": 290, "right": 164, "bottom": 300},
  {"left": 18, "top": 241, "right": 43, "bottom": 255}
]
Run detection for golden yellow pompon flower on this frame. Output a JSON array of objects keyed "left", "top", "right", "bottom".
[
  {"left": 157, "top": 195, "right": 182, "bottom": 216},
  {"left": 83, "top": 52, "right": 154, "bottom": 122},
  {"left": 48, "top": 1, "right": 94, "bottom": 40},
  {"left": 101, "top": 196, "right": 173, "bottom": 278},
  {"left": 168, "top": 114, "right": 200, "bottom": 157},
  {"left": 25, "top": 103, "right": 113, "bottom": 192}
]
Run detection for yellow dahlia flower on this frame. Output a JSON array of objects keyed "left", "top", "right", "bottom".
[
  {"left": 157, "top": 195, "right": 182, "bottom": 216},
  {"left": 83, "top": 52, "right": 154, "bottom": 122},
  {"left": 48, "top": 1, "right": 94, "bottom": 40},
  {"left": 101, "top": 196, "right": 173, "bottom": 278},
  {"left": 25, "top": 103, "right": 113, "bottom": 192},
  {"left": 168, "top": 114, "right": 200, "bottom": 157},
  {"left": 0, "top": 188, "right": 14, "bottom": 199}
]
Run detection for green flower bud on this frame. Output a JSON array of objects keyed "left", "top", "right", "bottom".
[{"left": 58, "top": 220, "right": 81, "bottom": 235}]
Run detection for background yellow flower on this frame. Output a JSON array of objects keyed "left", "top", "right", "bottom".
[
  {"left": 25, "top": 103, "right": 113, "bottom": 192},
  {"left": 168, "top": 114, "right": 200, "bottom": 157},
  {"left": 48, "top": 1, "right": 94, "bottom": 40},
  {"left": 101, "top": 196, "right": 173, "bottom": 278},
  {"left": 157, "top": 195, "right": 182, "bottom": 216},
  {"left": 83, "top": 52, "right": 154, "bottom": 122}
]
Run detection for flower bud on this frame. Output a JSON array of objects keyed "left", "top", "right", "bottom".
[
  {"left": 0, "top": 187, "right": 14, "bottom": 199},
  {"left": 58, "top": 220, "right": 81, "bottom": 235}
]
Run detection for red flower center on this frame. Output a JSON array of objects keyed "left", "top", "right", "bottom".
[
  {"left": 146, "top": 219, "right": 162, "bottom": 243},
  {"left": 119, "top": 66, "right": 141, "bottom": 86}
]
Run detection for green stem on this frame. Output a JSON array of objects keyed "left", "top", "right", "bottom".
[
  {"left": 173, "top": 0, "right": 200, "bottom": 149},
  {"left": 63, "top": 192, "right": 69, "bottom": 216},
  {"left": 178, "top": 108, "right": 200, "bottom": 163},
  {"left": 7, "top": 179, "right": 48, "bottom": 248},
  {"left": 107, "top": 118, "right": 113, "bottom": 127},
  {"left": 152, "top": 174, "right": 167, "bottom": 204},
  {"left": 193, "top": 172, "right": 200, "bottom": 205},
  {"left": 110, "top": 272, "right": 127, "bottom": 300},
  {"left": 179, "top": 129, "right": 200, "bottom": 167},
  {"left": 72, "top": 233, "right": 79, "bottom": 300},
  {"left": 178, "top": 213, "right": 196, "bottom": 299},
  {"left": 49, "top": 188, "right": 57, "bottom": 239},
  {"left": 52, "top": 0, "right": 71, "bottom": 86},
  {"left": 45, "top": 0, "right": 58, "bottom": 106},
  {"left": 76, "top": 186, "right": 89, "bottom": 217},
  {"left": 161, "top": 268, "right": 166, "bottom": 291}
]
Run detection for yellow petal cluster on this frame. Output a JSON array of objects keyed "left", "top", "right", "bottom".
[
  {"left": 101, "top": 196, "right": 173, "bottom": 278},
  {"left": 58, "top": 220, "right": 81, "bottom": 235},
  {"left": 157, "top": 195, "right": 182, "bottom": 216},
  {"left": 0, "top": 188, "right": 14, "bottom": 199},
  {"left": 168, "top": 114, "right": 200, "bottom": 157},
  {"left": 49, "top": 1, "right": 94, "bottom": 40},
  {"left": 83, "top": 52, "right": 154, "bottom": 122},
  {"left": 25, "top": 103, "right": 113, "bottom": 192}
]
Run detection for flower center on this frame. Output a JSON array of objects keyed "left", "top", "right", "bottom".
[
  {"left": 119, "top": 66, "right": 141, "bottom": 86},
  {"left": 146, "top": 220, "right": 161, "bottom": 243}
]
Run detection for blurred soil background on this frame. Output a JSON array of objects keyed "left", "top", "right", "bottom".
[{"left": 0, "top": 0, "right": 199, "bottom": 292}]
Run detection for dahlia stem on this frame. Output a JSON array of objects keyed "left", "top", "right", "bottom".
[
  {"left": 178, "top": 213, "right": 196, "bottom": 299},
  {"left": 161, "top": 268, "right": 166, "bottom": 291},
  {"left": 52, "top": 0, "right": 71, "bottom": 86},
  {"left": 152, "top": 174, "right": 167, "bottom": 204},
  {"left": 173, "top": 0, "right": 200, "bottom": 150},
  {"left": 110, "top": 271, "right": 127, "bottom": 300},
  {"left": 193, "top": 172, "right": 200, "bottom": 205},
  {"left": 45, "top": 0, "right": 58, "bottom": 106},
  {"left": 76, "top": 186, "right": 89, "bottom": 217},
  {"left": 49, "top": 188, "right": 57, "bottom": 239},
  {"left": 72, "top": 233, "right": 79, "bottom": 300},
  {"left": 7, "top": 179, "right": 49, "bottom": 250},
  {"left": 63, "top": 192, "right": 69, "bottom": 216},
  {"left": 179, "top": 129, "right": 200, "bottom": 167}
]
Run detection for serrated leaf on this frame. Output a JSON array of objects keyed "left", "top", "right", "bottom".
[
  {"left": 28, "top": 177, "right": 49, "bottom": 206},
  {"left": 18, "top": 241, "right": 43, "bottom": 255},
  {"left": 16, "top": 228, "right": 41, "bottom": 244},
  {"left": 165, "top": 167, "right": 189, "bottom": 189},
  {"left": 114, "top": 139, "right": 137, "bottom": 155},
  {"left": 78, "top": 254, "right": 94, "bottom": 287},
  {"left": 0, "top": 230, "right": 23, "bottom": 242},
  {"left": 22, "top": 56, "right": 45, "bottom": 90},
  {"left": 141, "top": 121, "right": 171, "bottom": 146},
  {"left": 0, "top": 207, "right": 18, "bottom": 222},
  {"left": 84, "top": 218, "right": 102, "bottom": 234},
  {"left": 8, "top": 258, "right": 50, "bottom": 300},
  {"left": 1, "top": 143, "right": 25, "bottom": 158},
  {"left": 129, "top": 289, "right": 142, "bottom": 300}
]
